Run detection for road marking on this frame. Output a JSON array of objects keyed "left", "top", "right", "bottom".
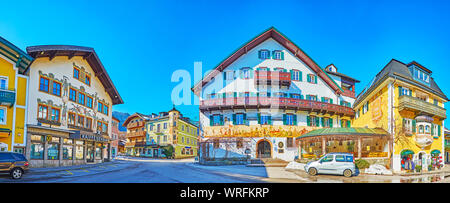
[{"left": 65, "top": 170, "right": 73, "bottom": 175}]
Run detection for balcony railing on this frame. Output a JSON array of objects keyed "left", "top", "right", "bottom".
[
  {"left": 200, "top": 97, "right": 355, "bottom": 116},
  {"left": 125, "top": 141, "right": 159, "bottom": 147},
  {"left": 127, "top": 121, "right": 145, "bottom": 129},
  {"left": 255, "top": 70, "right": 291, "bottom": 86},
  {"left": 342, "top": 89, "right": 355, "bottom": 98},
  {"left": 126, "top": 130, "right": 147, "bottom": 138},
  {"left": 0, "top": 88, "right": 15, "bottom": 107},
  {"left": 398, "top": 95, "right": 446, "bottom": 119}
]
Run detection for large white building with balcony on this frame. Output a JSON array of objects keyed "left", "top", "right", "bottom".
[{"left": 192, "top": 27, "right": 359, "bottom": 161}]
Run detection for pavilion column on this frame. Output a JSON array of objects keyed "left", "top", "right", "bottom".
[
  {"left": 358, "top": 137, "right": 362, "bottom": 159},
  {"left": 322, "top": 137, "right": 326, "bottom": 155},
  {"left": 298, "top": 140, "right": 302, "bottom": 159}
]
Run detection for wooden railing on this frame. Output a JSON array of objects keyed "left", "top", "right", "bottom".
[
  {"left": 200, "top": 97, "right": 355, "bottom": 116},
  {"left": 126, "top": 131, "right": 146, "bottom": 138},
  {"left": 127, "top": 121, "right": 145, "bottom": 129}
]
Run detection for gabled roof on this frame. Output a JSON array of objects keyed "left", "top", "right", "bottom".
[
  {"left": 26, "top": 45, "right": 123, "bottom": 105},
  {"left": 0, "top": 36, "right": 33, "bottom": 73},
  {"left": 191, "top": 27, "right": 344, "bottom": 96},
  {"left": 354, "top": 59, "right": 448, "bottom": 107},
  {"left": 122, "top": 112, "right": 150, "bottom": 127}
]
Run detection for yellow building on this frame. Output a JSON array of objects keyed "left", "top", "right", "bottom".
[
  {"left": 353, "top": 59, "right": 447, "bottom": 172},
  {"left": 0, "top": 36, "right": 33, "bottom": 153},
  {"left": 124, "top": 107, "right": 199, "bottom": 158}
]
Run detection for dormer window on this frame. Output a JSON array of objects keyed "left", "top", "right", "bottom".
[
  {"left": 258, "top": 50, "right": 270, "bottom": 59},
  {"left": 411, "top": 65, "right": 430, "bottom": 84}
]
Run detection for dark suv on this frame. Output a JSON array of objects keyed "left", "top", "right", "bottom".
[{"left": 0, "top": 152, "right": 29, "bottom": 179}]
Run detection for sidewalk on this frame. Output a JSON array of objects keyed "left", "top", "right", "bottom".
[
  {"left": 394, "top": 164, "right": 450, "bottom": 176},
  {"left": 29, "top": 159, "right": 120, "bottom": 174}
]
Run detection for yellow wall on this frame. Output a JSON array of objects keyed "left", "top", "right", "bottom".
[
  {"left": 0, "top": 56, "right": 28, "bottom": 151},
  {"left": 353, "top": 80, "right": 444, "bottom": 157}
]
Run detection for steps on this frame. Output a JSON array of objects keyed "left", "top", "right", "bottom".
[{"left": 247, "top": 158, "right": 289, "bottom": 167}]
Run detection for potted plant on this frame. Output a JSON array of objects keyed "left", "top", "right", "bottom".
[
  {"left": 428, "top": 164, "right": 433, "bottom": 171},
  {"left": 415, "top": 165, "right": 422, "bottom": 173}
]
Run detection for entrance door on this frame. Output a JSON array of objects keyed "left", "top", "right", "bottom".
[
  {"left": 257, "top": 140, "right": 271, "bottom": 158},
  {"left": 87, "top": 147, "right": 95, "bottom": 163},
  {"left": 153, "top": 149, "right": 159, "bottom": 158}
]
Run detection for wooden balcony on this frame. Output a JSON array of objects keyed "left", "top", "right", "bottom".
[
  {"left": 127, "top": 121, "right": 145, "bottom": 129},
  {"left": 342, "top": 89, "right": 355, "bottom": 98},
  {"left": 125, "top": 141, "right": 159, "bottom": 147},
  {"left": 200, "top": 97, "right": 355, "bottom": 117},
  {"left": 398, "top": 95, "right": 446, "bottom": 119},
  {"left": 0, "top": 88, "right": 15, "bottom": 107},
  {"left": 126, "top": 130, "right": 147, "bottom": 138},
  {"left": 255, "top": 70, "right": 291, "bottom": 86}
]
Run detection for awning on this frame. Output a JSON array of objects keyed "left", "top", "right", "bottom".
[
  {"left": 296, "top": 127, "right": 389, "bottom": 140},
  {"left": 431, "top": 149, "right": 441, "bottom": 155},
  {"left": 401, "top": 149, "right": 414, "bottom": 156}
]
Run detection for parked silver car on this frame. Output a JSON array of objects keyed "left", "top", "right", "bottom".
[{"left": 304, "top": 153, "right": 356, "bottom": 177}]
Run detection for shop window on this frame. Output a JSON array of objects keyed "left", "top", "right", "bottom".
[
  {"left": 63, "top": 139, "right": 73, "bottom": 160},
  {"left": 47, "top": 142, "right": 60, "bottom": 160},
  {"left": 30, "top": 135, "right": 44, "bottom": 160}
]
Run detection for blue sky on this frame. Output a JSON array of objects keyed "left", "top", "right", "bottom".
[{"left": 1, "top": 0, "right": 450, "bottom": 127}]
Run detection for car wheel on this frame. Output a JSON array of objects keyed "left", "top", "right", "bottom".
[
  {"left": 308, "top": 168, "right": 317, "bottom": 176},
  {"left": 343, "top": 169, "right": 352, "bottom": 177},
  {"left": 11, "top": 168, "right": 23, "bottom": 179}
]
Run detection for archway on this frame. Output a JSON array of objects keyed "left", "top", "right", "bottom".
[{"left": 256, "top": 139, "right": 272, "bottom": 158}]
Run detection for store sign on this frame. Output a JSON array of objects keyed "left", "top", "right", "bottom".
[
  {"left": 371, "top": 96, "right": 383, "bottom": 122},
  {"left": 80, "top": 134, "right": 108, "bottom": 142}
]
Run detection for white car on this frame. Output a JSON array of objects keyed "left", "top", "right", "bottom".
[{"left": 304, "top": 153, "right": 356, "bottom": 177}]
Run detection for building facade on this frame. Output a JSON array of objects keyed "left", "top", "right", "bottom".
[
  {"left": 445, "top": 128, "right": 449, "bottom": 164},
  {"left": 0, "top": 37, "right": 33, "bottom": 153},
  {"left": 25, "top": 45, "right": 123, "bottom": 167},
  {"left": 110, "top": 116, "right": 120, "bottom": 158},
  {"left": 352, "top": 59, "right": 447, "bottom": 172},
  {"left": 192, "top": 27, "right": 358, "bottom": 162},
  {"left": 124, "top": 107, "right": 199, "bottom": 158}
]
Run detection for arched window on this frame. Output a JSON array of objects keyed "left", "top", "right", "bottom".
[{"left": 419, "top": 125, "right": 424, "bottom": 133}]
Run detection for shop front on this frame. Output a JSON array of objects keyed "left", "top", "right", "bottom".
[
  {"left": 70, "top": 130, "right": 110, "bottom": 164},
  {"left": 296, "top": 127, "right": 390, "bottom": 162}
]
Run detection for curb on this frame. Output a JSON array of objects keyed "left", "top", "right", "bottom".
[{"left": 29, "top": 160, "right": 119, "bottom": 174}]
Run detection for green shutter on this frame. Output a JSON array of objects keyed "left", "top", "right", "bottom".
[
  {"left": 307, "top": 75, "right": 311, "bottom": 83},
  {"left": 314, "top": 75, "right": 317, "bottom": 84},
  {"left": 268, "top": 116, "right": 272, "bottom": 125},
  {"left": 220, "top": 115, "right": 224, "bottom": 126},
  {"left": 431, "top": 123, "right": 434, "bottom": 135},
  {"left": 300, "top": 94, "right": 304, "bottom": 100},
  {"left": 233, "top": 92, "right": 237, "bottom": 98},
  {"left": 412, "top": 120, "right": 416, "bottom": 133},
  {"left": 257, "top": 113, "right": 261, "bottom": 124},
  {"left": 438, "top": 125, "right": 441, "bottom": 137},
  {"left": 398, "top": 86, "right": 402, "bottom": 96},
  {"left": 320, "top": 117, "right": 324, "bottom": 127},
  {"left": 307, "top": 116, "right": 311, "bottom": 126},
  {"left": 258, "top": 50, "right": 262, "bottom": 59},
  {"left": 249, "top": 70, "right": 254, "bottom": 78},
  {"left": 315, "top": 117, "right": 320, "bottom": 127},
  {"left": 232, "top": 114, "right": 236, "bottom": 125},
  {"left": 321, "top": 97, "right": 325, "bottom": 102},
  {"left": 293, "top": 115, "right": 297, "bottom": 126},
  {"left": 347, "top": 120, "right": 351, "bottom": 128},
  {"left": 330, "top": 99, "right": 333, "bottom": 104},
  {"left": 281, "top": 52, "right": 284, "bottom": 60},
  {"left": 210, "top": 115, "right": 214, "bottom": 126},
  {"left": 329, "top": 118, "right": 333, "bottom": 128},
  {"left": 283, "top": 114, "right": 287, "bottom": 125},
  {"left": 243, "top": 114, "right": 248, "bottom": 125},
  {"left": 290, "top": 70, "right": 294, "bottom": 80}
]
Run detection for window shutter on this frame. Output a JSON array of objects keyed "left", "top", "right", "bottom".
[
  {"left": 272, "top": 51, "right": 276, "bottom": 59},
  {"left": 283, "top": 114, "right": 287, "bottom": 125},
  {"left": 307, "top": 75, "right": 311, "bottom": 83},
  {"left": 268, "top": 116, "right": 272, "bottom": 125},
  {"left": 315, "top": 117, "right": 320, "bottom": 127},
  {"left": 347, "top": 120, "right": 351, "bottom": 128},
  {"left": 243, "top": 114, "right": 247, "bottom": 125},
  {"left": 222, "top": 93, "right": 226, "bottom": 98},
  {"left": 233, "top": 92, "right": 237, "bottom": 98},
  {"left": 232, "top": 114, "right": 236, "bottom": 125},
  {"left": 412, "top": 120, "right": 416, "bottom": 133},
  {"left": 438, "top": 125, "right": 441, "bottom": 136},
  {"left": 257, "top": 113, "right": 261, "bottom": 124},
  {"left": 258, "top": 50, "right": 262, "bottom": 59},
  {"left": 239, "top": 70, "right": 244, "bottom": 79},
  {"left": 300, "top": 94, "right": 304, "bottom": 100},
  {"left": 398, "top": 86, "right": 402, "bottom": 96},
  {"left": 293, "top": 115, "right": 297, "bottom": 125},
  {"left": 314, "top": 75, "right": 317, "bottom": 84},
  {"left": 290, "top": 70, "right": 294, "bottom": 80},
  {"left": 210, "top": 115, "right": 214, "bottom": 126},
  {"left": 219, "top": 115, "right": 224, "bottom": 126},
  {"left": 320, "top": 117, "right": 324, "bottom": 127},
  {"left": 281, "top": 52, "right": 284, "bottom": 60},
  {"left": 329, "top": 118, "right": 333, "bottom": 128},
  {"left": 431, "top": 123, "right": 434, "bottom": 135},
  {"left": 307, "top": 116, "right": 311, "bottom": 126},
  {"left": 330, "top": 99, "right": 333, "bottom": 104},
  {"left": 299, "top": 71, "right": 303, "bottom": 81},
  {"left": 321, "top": 97, "right": 325, "bottom": 102},
  {"left": 249, "top": 70, "right": 254, "bottom": 78}
]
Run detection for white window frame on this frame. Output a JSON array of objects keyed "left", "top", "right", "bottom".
[
  {"left": 0, "top": 107, "right": 6, "bottom": 125},
  {"left": 0, "top": 76, "right": 8, "bottom": 90}
]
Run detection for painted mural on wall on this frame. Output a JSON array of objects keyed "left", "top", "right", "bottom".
[
  {"left": 202, "top": 125, "right": 318, "bottom": 138},
  {"left": 37, "top": 68, "right": 110, "bottom": 132}
]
